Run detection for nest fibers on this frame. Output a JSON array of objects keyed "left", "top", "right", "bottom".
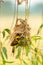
[{"left": 10, "top": 19, "right": 31, "bottom": 46}]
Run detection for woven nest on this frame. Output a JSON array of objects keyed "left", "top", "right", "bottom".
[
  {"left": 10, "top": 19, "right": 31, "bottom": 46},
  {"left": 15, "top": 19, "right": 30, "bottom": 34}
]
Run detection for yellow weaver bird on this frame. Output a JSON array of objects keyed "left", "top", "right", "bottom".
[
  {"left": 11, "top": 33, "right": 24, "bottom": 54},
  {"left": 11, "top": 33, "right": 22, "bottom": 46}
]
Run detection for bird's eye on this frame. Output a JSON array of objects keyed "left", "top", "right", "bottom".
[{"left": 17, "top": 38, "right": 20, "bottom": 41}]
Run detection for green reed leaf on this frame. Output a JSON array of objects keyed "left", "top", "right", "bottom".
[
  {"left": 4, "top": 29, "right": 11, "bottom": 34},
  {"left": 31, "top": 35, "right": 41, "bottom": 41},
  {"left": 0, "top": 40, "right": 2, "bottom": 53},
  {"left": 32, "top": 56, "right": 39, "bottom": 65},
  {"left": 2, "top": 31, "right": 5, "bottom": 38},
  {"left": 40, "top": 24, "right": 43, "bottom": 28},
  {"left": 2, "top": 47, "right": 8, "bottom": 59},
  {"left": 16, "top": 46, "right": 21, "bottom": 58},
  {"left": 42, "top": 59, "right": 43, "bottom": 65},
  {"left": 41, "top": 55, "right": 43, "bottom": 65},
  {"left": 25, "top": 45, "right": 29, "bottom": 56},
  {"left": 5, "top": 61, "right": 13, "bottom": 63},
  {"left": 1, "top": 51, "right": 5, "bottom": 61},
  {"left": 37, "top": 24, "right": 43, "bottom": 34},
  {"left": 23, "top": 60, "right": 28, "bottom": 65}
]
